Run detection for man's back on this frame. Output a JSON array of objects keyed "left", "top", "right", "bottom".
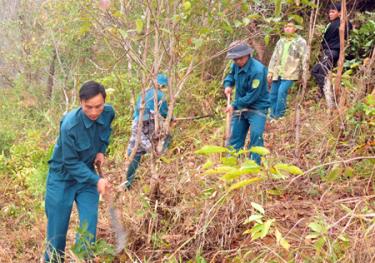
[{"left": 133, "top": 88, "right": 168, "bottom": 121}]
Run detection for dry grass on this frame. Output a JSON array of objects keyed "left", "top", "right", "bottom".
[{"left": 0, "top": 89, "right": 374, "bottom": 262}]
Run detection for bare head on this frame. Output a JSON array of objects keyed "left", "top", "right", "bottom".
[
  {"left": 329, "top": 3, "right": 341, "bottom": 21},
  {"left": 79, "top": 81, "right": 106, "bottom": 121}
]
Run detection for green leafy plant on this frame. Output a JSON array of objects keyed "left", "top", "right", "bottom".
[
  {"left": 72, "top": 223, "right": 116, "bottom": 261},
  {"left": 306, "top": 217, "right": 350, "bottom": 261},
  {"left": 196, "top": 145, "right": 299, "bottom": 251}
]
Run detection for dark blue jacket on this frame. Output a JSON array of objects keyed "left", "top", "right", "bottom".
[
  {"left": 223, "top": 58, "right": 270, "bottom": 110},
  {"left": 48, "top": 104, "right": 115, "bottom": 185}
]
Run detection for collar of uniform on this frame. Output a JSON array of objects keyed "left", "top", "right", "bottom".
[
  {"left": 80, "top": 109, "right": 94, "bottom": 129},
  {"left": 239, "top": 58, "right": 252, "bottom": 73},
  {"left": 96, "top": 112, "right": 105, "bottom": 126},
  {"left": 80, "top": 106, "right": 106, "bottom": 128}
]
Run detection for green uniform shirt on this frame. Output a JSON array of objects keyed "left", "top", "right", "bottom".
[
  {"left": 223, "top": 57, "right": 270, "bottom": 110},
  {"left": 48, "top": 104, "right": 115, "bottom": 185}
]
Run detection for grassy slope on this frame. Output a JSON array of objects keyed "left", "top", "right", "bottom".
[{"left": 0, "top": 86, "right": 374, "bottom": 262}]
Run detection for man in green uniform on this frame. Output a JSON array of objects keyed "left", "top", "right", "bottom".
[
  {"left": 224, "top": 41, "right": 270, "bottom": 164},
  {"left": 44, "top": 81, "right": 115, "bottom": 262}
]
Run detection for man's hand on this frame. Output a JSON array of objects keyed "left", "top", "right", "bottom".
[
  {"left": 225, "top": 105, "right": 234, "bottom": 113},
  {"left": 95, "top": 153, "right": 105, "bottom": 167},
  {"left": 224, "top": 87, "right": 232, "bottom": 97},
  {"left": 97, "top": 178, "right": 111, "bottom": 195},
  {"left": 98, "top": 178, "right": 112, "bottom": 197}
]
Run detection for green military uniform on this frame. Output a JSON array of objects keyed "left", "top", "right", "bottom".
[{"left": 45, "top": 104, "right": 115, "bottom": 262}]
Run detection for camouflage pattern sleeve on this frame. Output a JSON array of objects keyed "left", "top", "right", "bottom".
[{"left": 268, "top": 39, "right": 283, "bottom": 78}]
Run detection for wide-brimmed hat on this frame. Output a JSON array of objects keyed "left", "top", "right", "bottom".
[{"left": 226, "top": 41, "right": 253, "bottom": 59}]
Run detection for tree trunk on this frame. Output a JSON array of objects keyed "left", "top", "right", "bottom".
[
  {"left": 46, "top": 50, "right": 57, "bottom": 100},
  {"left": 334, "top": 0, "right": 347, "bottom": 107}
]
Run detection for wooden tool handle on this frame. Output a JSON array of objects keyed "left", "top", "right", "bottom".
[{"left": 225, "top": 94, "right": 232, "bottom": 146}]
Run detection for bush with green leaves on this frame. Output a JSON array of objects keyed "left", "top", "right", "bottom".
[
  {"left": 0, "top": 130, "right": 16, "bottom": 157},
  {"left": 346, "top": 12, "right": 375, "bottom": 69},
  {"left": 72, "top": 223, "right": 116, "bottom": 261},
  {"left": 195, "top": 145, "right": 303, "bottom": 251},
  {"left": 3, "top": 130, "right": 52, "bottom": 199}
]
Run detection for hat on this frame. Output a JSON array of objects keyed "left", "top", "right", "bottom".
[
  {"left": 157, "top": 74, "right": 168, "bottom": 86},
  {"left": 226, "top": 41, "right": 253, "bottom": 59},
  {"left": 329, "top": 2, "right": 341, "bottom": 12}
]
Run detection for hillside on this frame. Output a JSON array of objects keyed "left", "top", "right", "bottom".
[{"left": 0, "top": 0, "right": 374, "bottom": 262}]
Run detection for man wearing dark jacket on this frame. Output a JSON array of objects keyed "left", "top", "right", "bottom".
[{"left": 311, "top": 2, "right": 352, "bottom": 98}]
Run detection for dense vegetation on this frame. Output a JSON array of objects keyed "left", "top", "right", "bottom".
[{"left": 0, "top": 0, "right": 374, "bottom": 262}]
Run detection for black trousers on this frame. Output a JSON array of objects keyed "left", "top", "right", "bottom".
[{"left": 311, "top": 49, "right": 339, "bottom": 94}]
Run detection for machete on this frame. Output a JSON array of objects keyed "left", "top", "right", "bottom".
[{"left": 96, "top": 164, "right": 127, "bottom": 254}]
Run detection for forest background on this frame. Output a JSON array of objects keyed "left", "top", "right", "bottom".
[{"left": 0, "top": 0, "right": 374, "bottom": 262}]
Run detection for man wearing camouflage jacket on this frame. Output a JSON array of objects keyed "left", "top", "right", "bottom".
[
  {"left": 125, "top": 74, "right": 169, "bottom": 189},
  {"left": 268, "top": 20, "right": 307, "bottom": 119}
]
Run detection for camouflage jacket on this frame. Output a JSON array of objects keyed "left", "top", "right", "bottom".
[{"left": 268, "top": 34, "right": 307, "bottom": 81}]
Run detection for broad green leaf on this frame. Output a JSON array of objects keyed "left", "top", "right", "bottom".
[
  {"left": 204, "top": 166, "right": 236, "bottom": 175},
  {"left": 228, "top": 177, "right": 263, "bottom": 192},
  {"left": 195, "top": 145, "right": 229, "bottom": 155},
  {"left": 202, "top": 159, "right": 213, "bottom": 169},
  {"left": 240, "top": 166, "right": 261, "bottom": 174},
  {"left": 288, "top": 14, "right": 303, "bottom": 26},
  {"left": 222, "top": 156, "right": 237, "bottom": 166},
  {"left": 314, "top": 237, "right": 326, "bottom": 252},
  {"left": 260, "top": 219, "right": 274, "bottom": 238},
  {"left": 251, "top": 202, "right": 265, "bottom": 214},
  {"left": 264, "top": 34, "right": 270, "bottom": 46},
  {"left": 243, "top": 214, "right": 263, "bottom": 224},
  {"left": 135, "top": 18, "right": 144, "bottom": 34},
  {"left": 183, "top": 1, "right": 191, "bottom": 11},
  {"left": 221, "top": 170, "right": 248, "bottom": 181},
  {"left": 243, "top": 229, "right": 252, "bottom": 235},
  {"left": 338, "top": 234, "right": 349, "bottom": 242},
  {"left": 202, "top": 188, "right": 215, "bottom": 196},
  {"left": 305, "top": 233, "right": 320, "bottom": 239},
  {"left": 280, "top": 237, "right": 291, "bottom": 251},
  {"left": 240, "top": 161, "right": 261, "bottom": 174},
  {"left": 323, "top": 164, "right": 342, "bottom": 182},
  {"left": 271, "top": 169, "right": 287, "bottom": 180},
  {"left": 308, "top": 222, "right": 327, "bottom": 234},
  {"left": 267, "top": 188, "right": 284, "bottom": 196},
  {"left": 365, "top": 94, "right": 374, "bottom": 106},
  {"left": 274, "top": 163, "right": 303, "bottom": 175},
  {"left": 343, "top": 166, "right": 354, "bottom": 178},
  {"left": 275, "top": 229, "right": 290, "bottom": 250},
  {"left": 249, "top": 223, "right": 266, "bottom": 240},
  {"left": 160, "top": 157, "right": 172, "bottom": 164},
  {"left": 249, "top": 146, "right": 270, "bottom": 156},
  {"left": 237, "top": 149, "right": 250, "bottom": 155},
  {"left": 242, "top": 159, "right": 258, "bottom": 166}
]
